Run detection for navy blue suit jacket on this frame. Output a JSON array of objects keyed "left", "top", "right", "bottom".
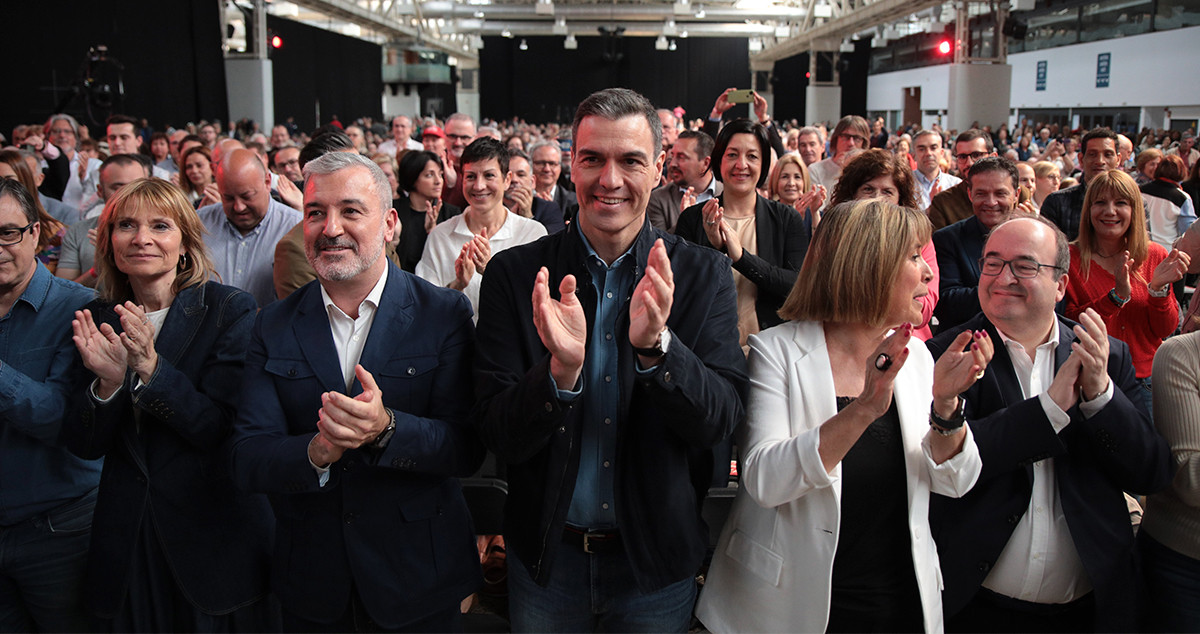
[
  {"left": 927, "top": 314, "right": 1172, "bottom": 631},
  {"left": 230, "top": 263, "right": 484, "bottom": 628},
  {"left": 65, "top": 282, "right": 273, "bottom": 617},
  {"left": 932, "top": 215, "right": 987, "bottom": 333}
]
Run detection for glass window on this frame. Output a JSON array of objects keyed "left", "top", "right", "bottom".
[
  {"left": 1080, "top": 0, "right": 1153, "bottom": 42},
  {"left": 1156, "top": 0, "right": 1200, "bottom": 29}
]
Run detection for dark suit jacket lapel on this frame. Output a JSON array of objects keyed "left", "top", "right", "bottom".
[
  {"left": 293, "top": 283, "right": 348, "bottom": 394},
  {"left": 153, "top": 283, "right": 207, "bottom": 369},
  {"left": 353, "top": 265, "right": 414, "bottom": 396},
  {"left": 966, "top": 217, "right": 986, "bottom": 279},
  {"left": 980, "top": 318, "right": 1027, "bottom": 412},
  {"left": 753, "top": 196, "right": 778, "bottom": 266}
]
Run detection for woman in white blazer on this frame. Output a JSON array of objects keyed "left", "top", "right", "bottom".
[{"left": 696, "top": 199, "right": 989, "bottom": 633}]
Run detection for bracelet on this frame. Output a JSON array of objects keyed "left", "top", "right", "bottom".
[
  {"left": 929, "top": 398, "right": 965, "bottom": 435},
  {"left": 1148, "top": 283, "right": 1172, "bottom": 298},
  {"left": 1107, "top": 288, "right": 1130, "bottom": 307}
]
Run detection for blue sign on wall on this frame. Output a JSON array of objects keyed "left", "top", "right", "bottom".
[
  {"left": 1096, "top": 53, "right": 1111, "bottom": 88},
  {"left": 1036, "top": 61, "right": 1047, "bottom": 91}
]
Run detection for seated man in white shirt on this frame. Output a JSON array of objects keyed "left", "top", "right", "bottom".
[
  {"left": 416, "top": 137, "right": 546, "bottom": 318},
  {"left": 926, "top": 214, "right": 1171, "bottom": 632}
]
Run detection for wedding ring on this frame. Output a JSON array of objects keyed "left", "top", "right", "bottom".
[
  {"left": 874, "top": 353, "right": 893, "bottom": 371},
  {"left": 142, "top": 316, "right": 150, "bottom": 324},
  {"left": 705, "top": 220, "right": 716, "bottom": 226}
]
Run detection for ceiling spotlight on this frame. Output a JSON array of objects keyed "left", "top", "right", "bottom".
[
  {"left": 664, "top": 18, "right": 678, "bottom": 36},
  {"left": 553, "top": 16, "right": 568, "bottom": 34},
  {"left": 502, "top": 28, "right": 512, "bottom": 38},
  {"left": 839, "top": 38, "right": 855, "bottom": 52},
  {"left": 813, "top": 2, "right": 832, "bottom": 18},
  {"left": 674, "top": 0, "right": 691, "bottom": 15},
  {"left": 473, "top": 10, "right": 484, "bottom": 17},
  {"left": 748, "top": 37, "right": 763, "bottom": 52},
  {"left": 775, "top": 25, "right": 790, "bottom": 38},
  {"left": 535, "top": 0, "right": 554, "bottom": 16},
  {"left": 694, "top": 5, "right": 706, "bottom": 18},
  {"left": 655, "top": 35, "right": 669, "bottom": 50},
  {"left": 564, "top": 33, "right": 578, "bottom": 49},
  {"left": 519, "top": 38, "right": 529, "bottom": 50},
  {"left": 669, "top": 39, "right": 677, "bottom": 51},
  {"left": 680, "top": 29, "right": 688, "bottom": 38}
]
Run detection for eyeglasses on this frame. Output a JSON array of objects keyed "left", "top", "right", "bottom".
[
  {"left": 978, "top": 256, "right": 1063, "bottom": 279},
  {"left": 956, "top": 151, "right": 989, "bottom": 162},
  {"left": 0, "top": 222, "right": 36, "bottom": 247},
  {"left": 446, "top": 134, "right": 473, "bottom": 142},
  {"left": 532, "top": 160, "right": 559, "bottom": 169}
]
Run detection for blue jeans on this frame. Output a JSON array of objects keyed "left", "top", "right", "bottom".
[
  {"left": 507, "top": 536, "right": 696, "bottom": 633},
  {"left": 1138, "top": 531, "right": 1200, "bottom": 632},
  {"left": 0, "top": 489, "right": 96, "bottom": 632},
  {"left": 1137, "top": 375, "right": 1153, "bottom": 420}
]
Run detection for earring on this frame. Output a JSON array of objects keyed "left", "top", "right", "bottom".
[{"left": 178, "top": 252, "right": 189, "bottom": 271}]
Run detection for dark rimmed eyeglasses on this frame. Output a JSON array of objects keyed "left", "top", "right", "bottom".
[
  {"left": 978, "top": 256, "right": 1063, "bottom": 279},
  {"left": 0, "top": 222, "right": 36, "bottom": 247}
]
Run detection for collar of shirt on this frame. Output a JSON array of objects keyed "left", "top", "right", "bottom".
[
  {"left": 578, "top": 223, "right": 636, "bottom": 274},
  {"left": 12, "top": 261, "right": 53, "bottom": 315},
  {"left": 680, "top": 174, "right": 718, "bottom": 198},
  {"left": 320, "top": 263, "right": 389, "bottom": 322},
  {"left": 914, "top": 168, "right": 940, "bottom": 189},
  {"left": 320, "top": 264, "right": 389, "bottom": 391},
  {"left": 453, "top": 210, "right": 513, "bottom": 242},
  {"left": 995, "top": 319, "right": 1060, "bottom": 380}
]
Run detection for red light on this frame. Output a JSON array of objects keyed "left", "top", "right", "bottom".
[
  {"left": 805, "top": 71, "right": 811, "bottom": 79},
  {"left": 937, "top": 40, "right": 951, "bottom": 55},
  {"left": 271, "top": 35, "right": 283, "bottom": 48}
]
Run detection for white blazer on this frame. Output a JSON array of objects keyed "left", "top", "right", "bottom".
[{"left": 695, "top": 321, "right": 982, "bottom": 634}]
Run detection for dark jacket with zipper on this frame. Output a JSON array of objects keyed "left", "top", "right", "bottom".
[{"left": 473, "top": 219, "right": 748, "bottom": 591}]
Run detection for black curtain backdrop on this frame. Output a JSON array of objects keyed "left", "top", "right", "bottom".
[
  {"left": 771, "top": 40, "right": 870, "bottom": 125},
  {"left": 1, "top": 0, "right": 226, "bottom": 136},
  {"left": 268, "top": 16, "right": 384, "bottom": 134},
  {"left": 480, "top": 36, "right": 750, "bottom": 125}
]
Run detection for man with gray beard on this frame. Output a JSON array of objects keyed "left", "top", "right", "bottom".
[{"left": 231, "top": 152, "right": 483, "bottom": 632}]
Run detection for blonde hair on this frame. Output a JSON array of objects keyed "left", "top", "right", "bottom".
[
  {"left": 96, "top": 178, "right": 217, "bottom": 304},
  {"left": 767, "top": 153, "right": 811, "bottom": 203},
  {"left": 1032, "top": 161, "right": 1059, "bottom": 179},
  {"left": 778, "top": 199, "right": 931, "bottom": 327},
  {"left": 1075, "top": 169, "right": 1148, "bottom": 282}
]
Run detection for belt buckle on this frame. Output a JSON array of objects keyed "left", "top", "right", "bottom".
[{"left": 583, "top": 531, "right": 596, "bottom": 554}]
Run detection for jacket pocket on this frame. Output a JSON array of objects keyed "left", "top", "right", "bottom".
[
  {"left": 726, "top": 529, "right": 784, "bottom": 587},
  {"left": 263, "top": 358, "right": 316, "bottom": 380}
]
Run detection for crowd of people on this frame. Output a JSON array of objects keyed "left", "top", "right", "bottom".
[{"left": 0, "top": 84, "right": 1198, "bottom": 634}]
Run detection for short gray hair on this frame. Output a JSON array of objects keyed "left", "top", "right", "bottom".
[
  {"left": 302, "top": 152, "right": 393, "bottom": 214},
  {"left": 573, "top": 88, "right": 662, "bottom": 157},
  {"left": 527, "top": 140, "right": 560, "bottom": 160}
]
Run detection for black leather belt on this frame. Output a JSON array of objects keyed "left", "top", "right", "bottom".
[{"left": 562, "top": 525, "right": 622, "bottom": 554}]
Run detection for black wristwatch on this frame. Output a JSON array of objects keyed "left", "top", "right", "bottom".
[
  {"left": 370, "top": 408, "right": 397, "bottom": 450},
  {"left": 633, "top": 328, "right": 672, "bottom": 358}
]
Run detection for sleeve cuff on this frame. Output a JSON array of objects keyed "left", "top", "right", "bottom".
[
  {"left": 1038, "top": 391, "right": 1073, "bottom": 433},
  {"left": 307, "top": 435, "right": 332, "bottom": 487},
  {"left": 1079, "top": 378, "right": 1115, "bottom": 419},
  {"left": 549, "top": 372, "right": 582, "bottom": 402},
  {"left": 90, "top": 378, "right": 123, "bottom": 403}
]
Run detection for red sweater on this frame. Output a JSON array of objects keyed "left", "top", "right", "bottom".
[{"left": 1065, "top": 242, "right": 1178, "bottom": 377}]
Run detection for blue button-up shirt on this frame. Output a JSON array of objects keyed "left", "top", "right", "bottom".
[
  {"left": 914, "top": 169, "right": 962, "bottom": 211},
  {"left": 0, "top": 263, "right": 102, "bottom": 524},
  {"left": 555, "top": 231, "right": 640, "bottom": 529},
  {"left": 198, "top": 198, "right": 302, "bottom": 308}
]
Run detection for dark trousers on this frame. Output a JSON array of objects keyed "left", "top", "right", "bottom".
[
  {"left": 948, "top": 588, "right": 1094, "bottom": 633},
  {"left": 0, "top": 490, "right": 96, "bottom": 633},
  {"left": 283, "top": 590, "right": 462, "bottom": 633}
]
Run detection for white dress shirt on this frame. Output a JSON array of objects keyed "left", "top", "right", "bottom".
[
  {"left": 309, "top": 266, "right": 389, "bottom": 484},
  {"left": 982, "top": 320, "right": 1114, "bottom": 604}
]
